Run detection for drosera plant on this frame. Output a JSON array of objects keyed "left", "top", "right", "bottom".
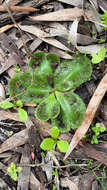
[
  {"left": 0, "top": 99, "right": 28, "bottom": 121},
  {"left": 91, "top": 123, "right": 106, "bottom": 144},
  {"left": 8, "top": 162, "right": 21, "bottom": 181},
  {"left": 40, "top": 127, "right": 69, "bottom": 152}
]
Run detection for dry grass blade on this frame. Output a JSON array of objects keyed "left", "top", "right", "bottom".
[
  {"left": 30, "top": 7, "right": 84, "bottom": 21},
  {"left": 64, "top": 73, "right": 107, "bottom": 160}
]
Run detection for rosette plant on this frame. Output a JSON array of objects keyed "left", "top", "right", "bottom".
[{"left": 9, "top": 51, "right": 92, "bottom": 132}]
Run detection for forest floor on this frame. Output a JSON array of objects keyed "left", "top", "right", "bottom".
[{"left": 0, "top": 0, "right": 107, "bottom": 190}]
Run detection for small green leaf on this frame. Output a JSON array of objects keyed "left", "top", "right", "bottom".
[
  {"left": 40, "top": 138, "right": 56, "bottom": 150},
  {"left": 15, "top": 100, "right": 23, "bottom": 108},
  {"left": 35, "top": 93, "right": 60, "bottom": 121},
  {"left": 18, "top": 108, "right": 28, "bottom": 121},
  {"left": 16, "top": 167, "right": 21, "bottom": 173},
  {"left": 0, "top": 100, "right": 14, "bottom": 109},
  {"left": 51, "top": 127, "right": 60, "bottom": 139},
  {"left": 101, "top": 12, "right": 107, "bottom": 26},
  {"left": 91, "top": 135, "right": 98, "bottom": 144},
  {"left": 57, "top": 140, "right": 69, "bottom": 152},
  {"left": 54, "top": 55, "right": 92, "bottom": 91},
  {"left": 92, "top": 48, "right": 106, "bottom": 64}
]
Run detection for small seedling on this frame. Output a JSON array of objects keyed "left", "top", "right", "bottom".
[
  {"left": 8, "top": 130, "right": 13, "bottom": 136},
  {"left": 14, "top": 64, "right": 20, "bottom": 73},
  {"left": 91, "top": 123, "right": 106, "bottom": 144},
  {"left": 8, "top": 162, "right": 21, "bottom": 181},
  {"left": 40, "top": 127, "right": 69, "bottom": 152},
  {"left": 91, "top": 47, "right": 106, "bottom": 64},
  {"left": 101, "top": 11, "right": 107, "bottom": 26},
  {"left": 0, "top": 99, "right": 28, "bottom": 121},
  {"left": 98, "top": 39, "right": 106, "bottom": 44}
]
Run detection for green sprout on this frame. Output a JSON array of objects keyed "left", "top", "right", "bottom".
[
  {"left": 8, "top": 162, "right": 21, "bottom": 181},
  {"left": 0, "top": 99, "right": 28, "bottom": 121},
  {"left": 40, "top": 127, "right": 69, "bottom": 152},
  {"left": 101, "top": 12, "right": 107, "bottom": 26},
  {"left": 91, "top": 47, "right": 106, "bottom": 64},
  {"left": 91, "top": 123, "right": 106, "bottom": 144}
]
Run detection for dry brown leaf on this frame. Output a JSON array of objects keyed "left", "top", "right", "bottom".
[
  {"left": 0, "top": 53, "right": 22, "bottom": 75},
  {"left": 50, "top": 47, "right": 73, "bottom": 59},
  {"left": 77, "top": 43, "right": 107, "bottom": 54},
  {"left": 30, "top": 172, "right": 46, "bottom": 190},
  {"left": 17, "top": 144, "right": 31, "bottom": 190},
  {"left": 57, "top": 0, "right": 84, "bottom": 7},
  {"left": 30, "top": 7, "right": 84, "bottom": 21},
  {"left": 82, "top": 144, "right": 107, "bottom": 165},
  {"left": 64, "top": 73, "right": 107, "bottom": 160},
  {"left": 0, "top": 110, "right": 21, "bottom": 121},
  {"left": 0, "top": 129, "right": 28, "bottom": 153},
  {"left": 19, "top": 24, "right": 71, "bottom": 52},
  {"left": 0, "top": 83, "right": 5, "bottom": 99},
  {"left": 98, "top": 0, "right": 107, "bottom": 12},
  {"left": 44, "top": 22, "right": 68, "bottom": 38},
  {"left": 69, "top": 19, "right": 79, "bottom": 47},
  {"left": 61, "top": 177, "right": 78, "bottom": 190}
]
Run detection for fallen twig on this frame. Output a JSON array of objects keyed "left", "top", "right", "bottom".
[{"left": 0, "top": 5, "right": 38, "bottom": 12}]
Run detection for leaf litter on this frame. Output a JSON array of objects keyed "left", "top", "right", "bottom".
[{"left": 0, "top": 0, "right": 107, "bottom": 189}]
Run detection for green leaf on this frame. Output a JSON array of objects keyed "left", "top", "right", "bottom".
[
  {"left": 35, "top": 93, "right": 60, "bottom": 121},
  {"left": 51, "top": 118, "right": 70, "bottom": 133},
  {"left": 40, "top": 138, "right": 56, "bottom": 150},
  {"left": 18, "top": 108, "right": 28, "bottom": 121},
  {"left": 55, "top": 91, "right": 86, "bottom": 129},
  {"left": 15, "top": 100, "right": 23, "bottom": 108},
  {"left": 29, "top": 51, "right": 60, "bottom": 77},
  {"left": 91, "top": 135, "right": 98, "bottom": 144},
  {"left": 92, "top": 48, "right": 106, "bottom": 64},
  {"left": 0, "top": 100, "right": 14, "bottom": 109},
  {"left": 51, "top": 127, "right": 60, "bottom": 139},
  {"left": 57, "top": 140, "right": 69, "bottom": 152},
  {"left": 9, "top": 71, "right": 52, "bottom": 104},
  {"left": 16, "top": 167, "right": 21, "bottom": 173},
  {"left": 101, "top": 12, "right": 107, "bottom": 26},
  {"left": 54, "top": 55, "right": 92, "bottom": 91}
]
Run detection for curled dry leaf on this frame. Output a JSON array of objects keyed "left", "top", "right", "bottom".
[
  {"left": 30, "top": 7, "right": 84, "bottom": 21},
  {"left": 64, "top": 73, "right": 107, "bottom": 160}
]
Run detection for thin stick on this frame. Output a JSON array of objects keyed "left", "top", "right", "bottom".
[
  {"left": 0, "top": 5, "right": 38, "bottom": 12},
  {"left": 4, "top": 1, "right": 37, "bottom": 59}
]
